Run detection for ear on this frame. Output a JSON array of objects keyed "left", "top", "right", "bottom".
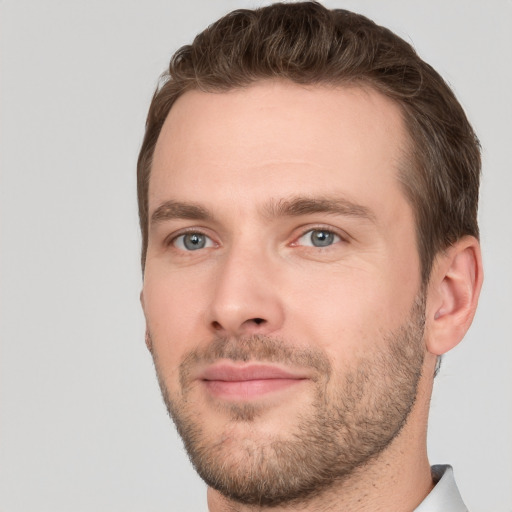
[
  {"left": 145, "top": 330, "right": 153, "bottom": 353},
  {"left": 425, "top": 236, "right": 483, "bottom": 356},
  {"left": 140, "top": 291, "right": 153, "bottom": 353}
]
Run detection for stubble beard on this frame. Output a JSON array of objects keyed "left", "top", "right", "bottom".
[{"left": 152, "top": 294, "right": 426, "bottom": 507}]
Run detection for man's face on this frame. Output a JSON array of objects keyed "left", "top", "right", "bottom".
[{"left": 142, "top": 81, "right": 426, "bottom": 505}]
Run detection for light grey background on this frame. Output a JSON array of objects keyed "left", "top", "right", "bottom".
[{"left": 1, "top": 1, "right": 511, "bottom": 511}]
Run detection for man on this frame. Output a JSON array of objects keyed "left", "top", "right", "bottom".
[{"left": 137, "top": 2, "right": 483, "bottom": 510}]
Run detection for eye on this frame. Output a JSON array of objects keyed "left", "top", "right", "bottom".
[
  {"left": 296, "top": 229, "right": 341, "bottom": 248},
  {"left": 173, "top": 232, "right": 214, "bottom": 251}
]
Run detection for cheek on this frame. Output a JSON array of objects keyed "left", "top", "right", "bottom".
[
  {"left": 142, "top": 270, "right": 211, "bottom": 377},
  {"left": 285, "top": 263, "right": 420, "bottom": 358}
]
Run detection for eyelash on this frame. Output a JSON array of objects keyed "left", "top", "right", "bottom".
[
  {"left": 166, "top": 228, "right": 216, "bottom": 248},
  {"left": 165, "top": 225, "right": 347, "bottom": 252},
  {"left": 292, "top": 226, "right": 346, "bottom": 248}
]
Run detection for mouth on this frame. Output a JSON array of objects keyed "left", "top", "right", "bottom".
[{"left": 198, "top": 362, "right": 309, "bottom": 400}]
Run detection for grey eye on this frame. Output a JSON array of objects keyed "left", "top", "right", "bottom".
[
  {"left": 175, "top": 232, "right": 212, "bottom": 251},
  {"left": 310, "top": 230, "right": 335, "bottom": 247},
  {"left": 297, "top": 229, "right": 340, "bottom": 248}
]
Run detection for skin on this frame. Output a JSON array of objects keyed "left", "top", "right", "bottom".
[{"left": 141, "top": 80, "right": 483, "bottom": 511}]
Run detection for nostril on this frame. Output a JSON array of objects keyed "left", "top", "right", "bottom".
[{"left": 210, "top": 317, "right": 266, "bottom": 332}]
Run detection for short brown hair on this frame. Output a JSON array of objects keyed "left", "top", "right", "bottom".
[{"left": 137, "top": 1, "right": 480, "bottom": 282}]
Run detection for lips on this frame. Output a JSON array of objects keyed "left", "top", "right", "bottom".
[{"left": 199, "top": 363, "right": 308, "bottom": 400}]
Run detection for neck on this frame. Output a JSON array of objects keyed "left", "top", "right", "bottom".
[{"left": 207, "top": 453, "right": 432, "bottom": 512}]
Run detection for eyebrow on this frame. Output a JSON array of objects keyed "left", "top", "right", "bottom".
[
  {"left": 151, "top": 200, "right": 214, "bottom": 225},
  {"left": 262, "top": 196, "right": 376, "bottom": 223},
  {"left": 150, "top": 196, "right": 376, "bottom": 226}
]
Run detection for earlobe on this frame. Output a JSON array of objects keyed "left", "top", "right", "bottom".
[
  {"left": 426, "top": 236, "right": 483, "bottom": 356},
  {"left": 145, "top": 330, "right": 153, "bottom": 353},
  {"left": 140, "top": 291, "right": 153, "bottom": 353}
]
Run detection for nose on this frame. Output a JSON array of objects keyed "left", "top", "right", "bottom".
[{"left": 207, "top": 244, "right": 285, "bottom": 338}]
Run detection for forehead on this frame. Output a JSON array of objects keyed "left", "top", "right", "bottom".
[{"left": 150, "top": 80, "right": 409, "bottom": 216}]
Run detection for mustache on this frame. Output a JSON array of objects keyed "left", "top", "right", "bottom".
[{"left": 179, "top": 335, "right": 332, "bottom": 387}]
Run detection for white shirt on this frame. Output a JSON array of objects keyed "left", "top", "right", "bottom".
[{"left": 415, "top": 465, "right": 468, "bottom": 512}]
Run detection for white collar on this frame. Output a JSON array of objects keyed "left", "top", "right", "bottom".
[{"left": 415, "top": 465, "right": 468, "bottom": 512}]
